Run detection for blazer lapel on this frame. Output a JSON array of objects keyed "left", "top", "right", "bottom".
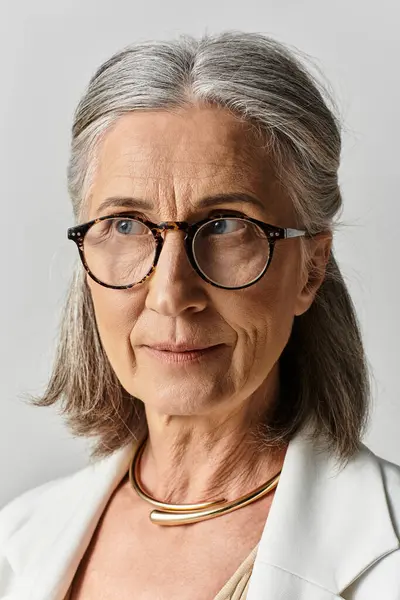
[
  {"left": 4, "top": 442, "right": 135, "bottom": 600},
  {"left": 247, "top": 426, "right": 400, "bottom": 599}
]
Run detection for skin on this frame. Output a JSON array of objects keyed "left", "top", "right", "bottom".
[{"left": 86, "top": 104, "right": 332, "bottom": 506}]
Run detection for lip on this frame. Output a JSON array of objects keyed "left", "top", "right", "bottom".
[
  {"left": 146, "top": 343, "right": 216, "bottom": 352},
  {"left": 141, "top": 344, "right": 225, "bottom": 363}
]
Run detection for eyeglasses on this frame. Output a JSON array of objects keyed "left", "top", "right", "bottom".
[{"left": 67, "top": 212, "right": 311, "bottom": 290}]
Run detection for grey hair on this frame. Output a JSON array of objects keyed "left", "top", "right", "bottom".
[{"left": 29, "top": 31, "right": 371, "bottom": 467}]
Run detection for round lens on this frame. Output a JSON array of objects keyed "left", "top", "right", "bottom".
[
  {"left": 83, "top": 217, "right": 156, "bottom": 287},
  {"left": 193, "top": 218, "right": 270, "bottom": 288}
]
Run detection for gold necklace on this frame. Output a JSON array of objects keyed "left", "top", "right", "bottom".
[{"left": 128, "top": 435, "right": 281, "bottom": 526}]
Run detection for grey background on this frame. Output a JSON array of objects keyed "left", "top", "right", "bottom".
[{"left": 1, "top": 0, "right": 399, "bottom": 508}]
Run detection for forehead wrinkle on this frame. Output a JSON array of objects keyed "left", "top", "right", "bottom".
[
  {"left": 119, "top": 154, "right": 262, "bottom": 185},
  {"left": 98, "top": 119, "right": 268, "bottom": 188},
  {"left": 93, "top": 161, "right": 276, "bottom": 221},
  {"left": 90, "top": 109, "right": 282, "bottom": 219}
]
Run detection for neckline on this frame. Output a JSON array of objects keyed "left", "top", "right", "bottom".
[{"left": 213, "top": 541, "right": 260, "bottom": 599}]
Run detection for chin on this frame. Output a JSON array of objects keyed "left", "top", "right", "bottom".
[
  {"left": 128, "top": 378, "right": 226, "bottom": 415},
  {"left": 113, "top": 356, "right": 234, "bottom": 412}
]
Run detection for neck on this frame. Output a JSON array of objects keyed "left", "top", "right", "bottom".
[{"left": 138, "top": 368, "right": 287, "bottom": 505}]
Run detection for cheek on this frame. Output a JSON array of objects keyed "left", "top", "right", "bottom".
[
  {"left": 218, "top": 252, "right": 300, "bottom": 360},
  {"left": 88, "top": 279, "right": 142, "bottom": 366},
  {"left": 228, "top": 287, "right": 294, "bottom": 349}
]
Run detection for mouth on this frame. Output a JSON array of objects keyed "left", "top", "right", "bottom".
[{"left": 140, "top": 344, "right": 225, "bottom": 364}]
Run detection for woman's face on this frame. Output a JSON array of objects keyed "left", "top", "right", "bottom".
[{"left": 85, "top": 106, "right": 330, "bottom": 421}]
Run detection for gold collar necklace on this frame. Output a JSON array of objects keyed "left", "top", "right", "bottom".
[{"left": 128, "top": 435, "right": 282, "bottom": 526}]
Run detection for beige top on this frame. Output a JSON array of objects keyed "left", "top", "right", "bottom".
[{"left": 63, "top": 542, "right": 259, "bottom": 600}]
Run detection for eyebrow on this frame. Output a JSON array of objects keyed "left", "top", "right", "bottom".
[{"left": 95, "top": 192, "right": 267, "bottom": 216}]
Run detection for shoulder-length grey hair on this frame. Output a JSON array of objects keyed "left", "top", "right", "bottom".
[{"left": 29, "top": 30, "right": 371, "bottom": 467}]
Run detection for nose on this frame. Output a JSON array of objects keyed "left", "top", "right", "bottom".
[{"left": 145, "top": 230, "right": 208, "bottom": 316}]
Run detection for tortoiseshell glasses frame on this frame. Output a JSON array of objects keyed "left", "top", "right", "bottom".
[{"left": 67, "top": 212, "right": 311, "bottom": 291}]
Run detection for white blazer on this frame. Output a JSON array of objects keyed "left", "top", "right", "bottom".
[{"left": 1, "top": 426, "right": 400, "bottom": 600}]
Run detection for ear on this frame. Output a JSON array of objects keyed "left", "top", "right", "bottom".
[{"left": 294, "top": 231, "right": 332, "bottom": 317}]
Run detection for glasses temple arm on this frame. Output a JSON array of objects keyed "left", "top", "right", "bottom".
[{"left": 284, "top": 228, "right": 308, "bottom": 239}]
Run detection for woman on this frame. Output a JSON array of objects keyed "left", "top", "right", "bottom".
[{"left": 0, "top": 30, "right": 399, "bottom": 600}]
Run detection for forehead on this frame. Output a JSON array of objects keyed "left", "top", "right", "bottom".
[{"left": 87, "top": 105, "right": 292, "bottom": 221}]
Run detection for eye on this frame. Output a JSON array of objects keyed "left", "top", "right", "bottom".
[
  {"left": 113, "top": 218, "right": 149, "bottom": 236},
  {"left": 208, "top": 218, "right": 246, "bottom": 235}
]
